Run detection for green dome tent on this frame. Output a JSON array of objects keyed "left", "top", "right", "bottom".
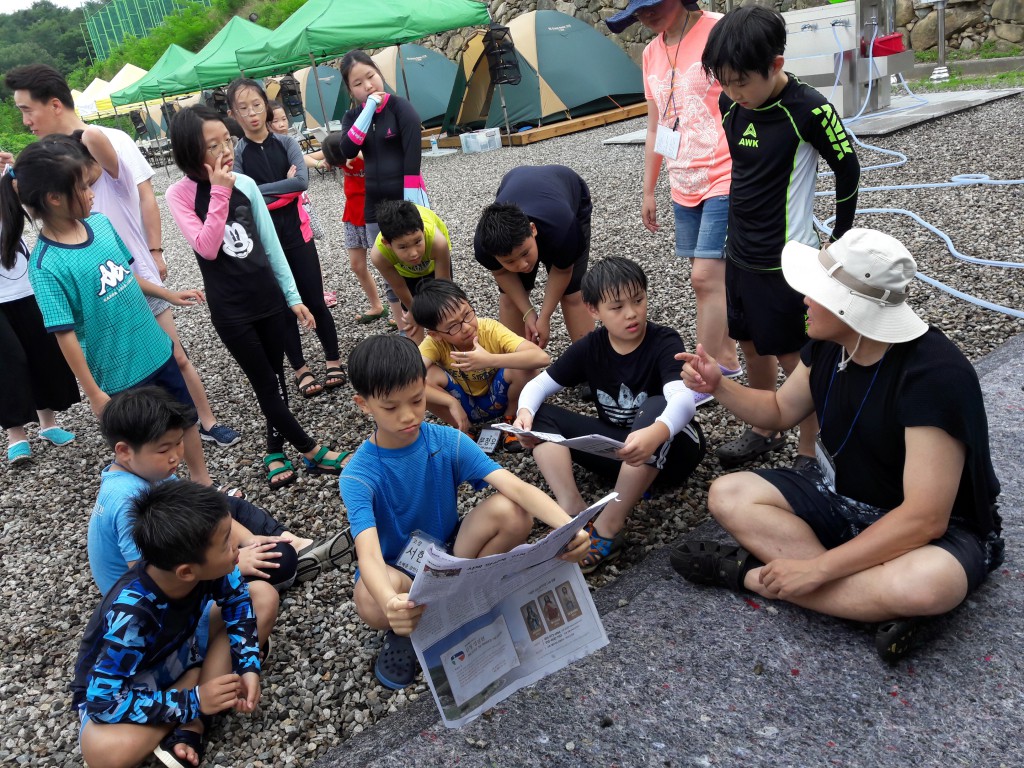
[
  {"left": 372, "top": 44, "right": 458, "bottom": 128},
  {"left": 443, "top": 10, "right": 644, "bottom": 133}
]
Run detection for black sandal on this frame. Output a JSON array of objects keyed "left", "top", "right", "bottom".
[
  {"left": 324, "top": 365, "right": 347, "bottom": 390},
  {"left": 295, "top": 370, "right": 323, "bottom": 398},
  {"left": 876, "top": 616, "right": 930, "bottom": 664},
  {"left": 714, "top": 428, "right": 786, "bottom": 468},
  {"left": 670, "top": 540, "right": 758, "bottom": 591},
  {"left": 374, "top": 630, "right": 418, "bottom": 689},
  {"left": 153, "top": 722, "right": 207, "bottom": 768}
]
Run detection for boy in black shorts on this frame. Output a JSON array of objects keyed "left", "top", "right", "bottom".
[
  {"left": 514, "top": 257, "right": 706, "bottom": 573},
  {"left": 474, "top": 165, "right": 595, "bottom": 350},
  {"left": 702, "top": 6, "right": 860, "bottom": 468}
]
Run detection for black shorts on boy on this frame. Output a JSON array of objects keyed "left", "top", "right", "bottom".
[{"left": 726, "top": 265, "right": 808, "bottom": 356}]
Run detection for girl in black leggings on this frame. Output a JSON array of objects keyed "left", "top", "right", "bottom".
[
  {"left": 167, "top": 106, "right": 349, "bottom": 489},
  {"left": 227, "top": 77, "right": 343, "bottom": 398}
]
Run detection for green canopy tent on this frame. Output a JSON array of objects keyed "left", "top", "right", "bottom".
[
  {"left": 110, "top": 44, "right": 195, "bottom": 106},
  {"left": 443, "top": 10, "right": 644, "bottom": 133},
  {"left": 155, "top": 16, "right": 271, "bottom": 97},
  {"left": 234, "top": 0, "right": 490, "bottom": 79}
]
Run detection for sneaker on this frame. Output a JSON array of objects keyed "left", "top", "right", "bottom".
[
  {"left": 501, "top": 417, "right": 523, "bottom": 453},
  {"left": 693, "top": 390, "right": 715, "bottom": 408},
  {"left": 719, "top": 364, "right": 743, "bottom": 380},
  {"left": 7, "top": 440, "right": 31, "bottom": 466},
  {"left": 199, "top": 423, "right": 241, "bottom": 448}
]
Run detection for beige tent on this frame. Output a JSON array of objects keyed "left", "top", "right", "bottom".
[
  {"left": 95, "top": 64, "right": 149, "bottom": 113},
  {"left": 75, "top": 78, "right": 110, "bottom": 118}
]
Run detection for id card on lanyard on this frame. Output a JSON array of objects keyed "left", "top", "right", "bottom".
[{"left": 654, "top": 123, "right": 681, "bottom": 159}]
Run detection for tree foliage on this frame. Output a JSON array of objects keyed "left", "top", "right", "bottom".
[{"left": 0, "top": 0, "right": 96, "bottom": 97}]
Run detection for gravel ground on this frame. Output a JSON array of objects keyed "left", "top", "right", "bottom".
[{"left": 2, "top": 93, "right": 1023, "bottom": 767}]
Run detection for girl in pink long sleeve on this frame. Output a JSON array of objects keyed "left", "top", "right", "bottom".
[{"left": 166, "top": 106, "right": 349, "bottom": 489}]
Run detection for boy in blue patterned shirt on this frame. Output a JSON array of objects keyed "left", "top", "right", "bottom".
[{"left": 72, "top": 481, "right": 261, "bottom": 768}]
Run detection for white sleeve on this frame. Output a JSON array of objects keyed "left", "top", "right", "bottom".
[
  {"left": 98, "top": 126, "right": 154, "bottom": 185},
  {"left": 655, "top": 379, "right": 696, "bottom": 437},
  {"left": 517, "top": 371, "right": 563, "bottom": 417}
]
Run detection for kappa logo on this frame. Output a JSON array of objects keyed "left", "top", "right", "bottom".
[
  {"left": 97, "top": 259, "right": 128, "bottom": 296},
  {"left": 739, "top": 123, "right": 758, "bottom": 148}
]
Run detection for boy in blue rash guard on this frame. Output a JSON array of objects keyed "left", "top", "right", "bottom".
[
  {"left": 339, "top": 335, "right": 590, "bottom": 690},
  {"left": 72, "top": 481, "right": 260, "bottom": 768},
  {"left": 701, "top": 6, "right": 860, "bottom": 470}
]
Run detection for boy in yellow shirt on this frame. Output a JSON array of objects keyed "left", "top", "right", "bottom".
[
  {"left": 370, "top": 200, "right": 452, "bottom": 343},
  {"left": 412, "top": 280, "right": 549, "bottom": 452}
]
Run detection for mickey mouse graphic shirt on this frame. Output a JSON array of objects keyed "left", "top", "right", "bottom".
[
  {"left": 546, "top": 323, "right": 685, "bottom": 428},
  {"left": 167, "top": 173, "right": 301, "bottom": 328}
]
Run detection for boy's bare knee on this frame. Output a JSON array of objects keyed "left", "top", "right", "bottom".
[{"left": 248, "top": 581, "right": 281, "bottom": 620}]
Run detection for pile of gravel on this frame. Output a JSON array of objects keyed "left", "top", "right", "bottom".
[{"left": 2, "top": 94, "right": 1022, "bottom": 766}]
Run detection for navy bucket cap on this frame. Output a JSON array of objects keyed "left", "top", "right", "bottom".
[{"left": 605, "top": 0, "right": 699, "bottom": 34}]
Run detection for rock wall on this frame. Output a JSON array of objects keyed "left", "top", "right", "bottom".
[{"left": 423, "top": 0, "right": 1024, "bottom": 62}]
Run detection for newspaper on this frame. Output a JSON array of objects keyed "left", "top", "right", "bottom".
[
  {"left": 492, "top": 421, "right": 657, "bottom": 465},
  {"left": 408, "top": 493, "right": 616, "bottom": 728}
]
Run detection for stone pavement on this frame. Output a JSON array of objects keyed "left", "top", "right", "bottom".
[{"left": 316, "top": 333, "right": 1024, "bottom": 768}]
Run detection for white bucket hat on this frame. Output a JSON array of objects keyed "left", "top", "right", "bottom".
[{"left": 781, "top": 229, "right": 928, "bottom": 343}]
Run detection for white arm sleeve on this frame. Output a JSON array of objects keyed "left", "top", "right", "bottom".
[
  {"left": 518, "top": 371, "right": 564, "bottom": 417},
  {"left": 655, "top": 379, "right": 697, "bottom": 437}
]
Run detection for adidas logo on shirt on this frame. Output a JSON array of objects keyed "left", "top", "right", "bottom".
[
  {"left": 97, "top": 259, "right": 128, "bottom": 296},
  {"left": 739, "top": 123, "right": 758, "bottom": 148}
]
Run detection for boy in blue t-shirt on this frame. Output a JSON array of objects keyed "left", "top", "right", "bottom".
[
  {"left": 73, "top": 481, "right": 260, "bottom": 768},
  {"left": 340, "top": 335, "right": 589, "bottom": 690}
]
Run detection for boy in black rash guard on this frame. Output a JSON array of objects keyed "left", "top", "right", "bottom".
[
  {"left": 514, "top": 257, "right": 706, "bottom": 574},
  {"left": 675, "top": 229, "right": 1003, "bottom": 662},
  {"left": 702, "top": 6, "right": 860, "bottom": 469},
  {"left": 473, "top": 165, "right": 596, "bottom": 350},
  {"left": 73, "top": 481, "right": 261, "bottom": 768}
]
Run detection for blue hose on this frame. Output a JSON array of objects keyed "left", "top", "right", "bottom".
[{"left": 810, "top": 29, "right": 1024, "bottom": 319}]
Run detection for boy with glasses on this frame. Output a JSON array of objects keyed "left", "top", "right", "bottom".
[{"left": 411, "top": 280, "right": 549, "bottom": 452}]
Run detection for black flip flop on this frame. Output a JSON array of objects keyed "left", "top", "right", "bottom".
[{"left": 153, "top": 724, "right": 206, "bottom": 768}]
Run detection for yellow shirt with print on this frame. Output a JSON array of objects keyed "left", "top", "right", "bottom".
[
  {"left": 419, "top": 318, "right": 526, "bottom": 397},
  {"left": 374, "top": 205, "right": 452, "bottom": 279}
]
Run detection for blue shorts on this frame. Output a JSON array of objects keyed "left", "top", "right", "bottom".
[
  {"left": 674, "top": 195, "right": 729, "bottom": 260},
  {"left": 78, "top": 604, "right": 211, "bottom": 738},
  {"left": 127, "top": 354, "right": 197, "bottom": 414},
  {"left": 443, "top": 368, "right": 510, "bottom": 425}
]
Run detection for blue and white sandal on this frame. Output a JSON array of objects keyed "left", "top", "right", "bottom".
[{"left": 39, "top": 426, "right": 75, "bottom": 446}]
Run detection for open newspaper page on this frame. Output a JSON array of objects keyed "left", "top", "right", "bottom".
[
  {"left": 491, "top": 422, "right": 656, "bottom": 464},
  {"left": 408, "top": 493, "right": 616, "bottom": 728}
]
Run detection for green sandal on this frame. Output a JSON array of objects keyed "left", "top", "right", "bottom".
[
  {"left": 580, "top": 521, "right": 624, "bottom": 575},
  {"left": 263, "top": 453, "right": 298, "bottom": 490},
  {"left": 302, "top": 447, "right": 351, "bottom": 476},
  {"left": 355, "top": 306, "right": 389, "bottom": 325}
]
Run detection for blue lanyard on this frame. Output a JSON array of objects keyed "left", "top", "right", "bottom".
[{"left": 819, "top": 345, "right": 889, "bottom": 458}]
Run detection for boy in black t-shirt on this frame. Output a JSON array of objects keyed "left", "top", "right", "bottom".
[
  {"left": 701, "top": 6, "right": 860, "bottom": 470},
  {"left": 473, "top": 165, "right": 595, "bottom": 350},
  {"left": 515, "top": 257, "right": 706, "bottom": 573}
]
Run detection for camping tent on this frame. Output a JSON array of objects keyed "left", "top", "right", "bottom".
[
  {"left": 74, "top": 78, "right": 110, "bottom": 117},
  {"left": 265, "top": 65, "right": 347, "bottom": 129},
  {"left": 111, "top": 44, "right": 196, "bottom": 105},
  {"left": 443, "top": 10, "right": 644, "bottom": 133},
  {"left": 234, "top": 0, "right": 490, "bottom": 79},
  {"left": 372, "top": 44, "right": 457, "bottom": 128},
  {"left": 94, "top": 64, "right": 149, "bottom": 113},
  {"left": 155, "top": 16, "right": 270, "bottom": 97}
]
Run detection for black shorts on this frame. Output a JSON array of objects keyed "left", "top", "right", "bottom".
[
  {"left": 726, "top": 262, "right": 807, "bottom": 356},
  {"left": 127, "top": 354, "right": 197, "bottom": 419},
  {"left": 532, "top": 398, "right": 705, "bottom": 486},
  {"left": 756, "top": 467, "right": 1004, "bottom": 593}
]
